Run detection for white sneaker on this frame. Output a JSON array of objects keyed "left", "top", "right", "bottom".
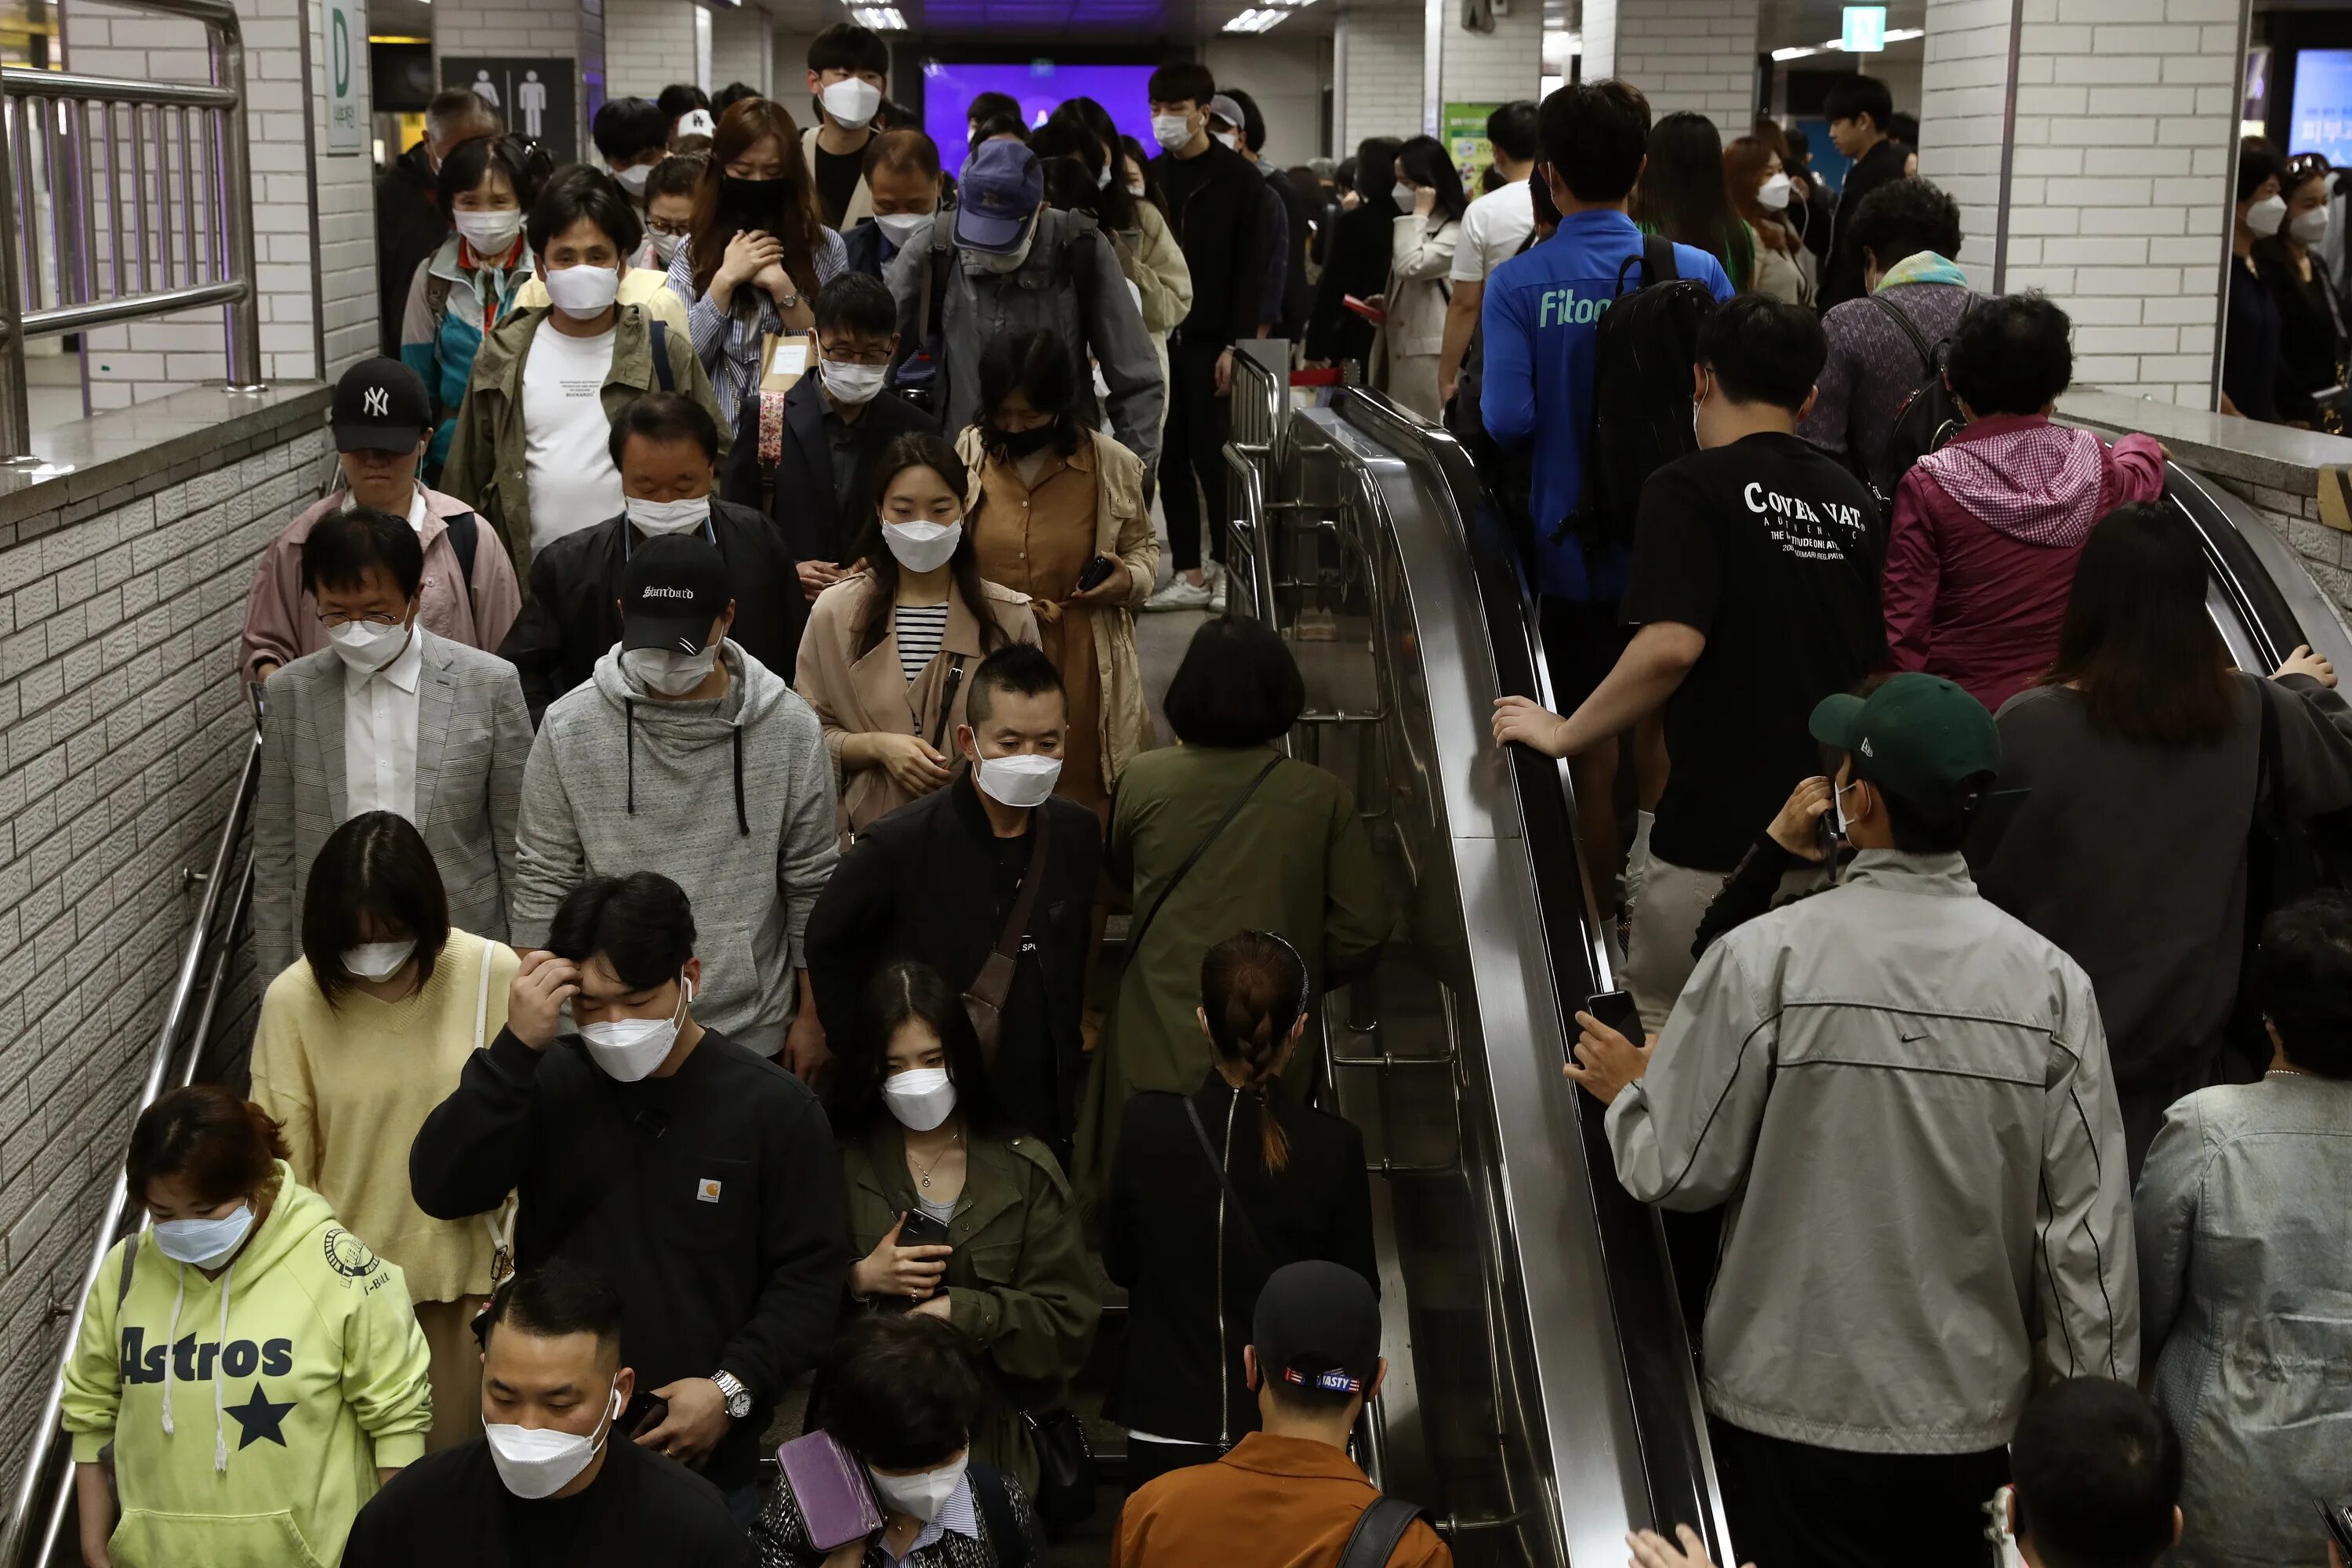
[
  {"left": 1208, "top": 572, "right": 1229, "bottom": 613},
  {"left": 1145, "top": 576, "right": 1214, "bottom": 612}
]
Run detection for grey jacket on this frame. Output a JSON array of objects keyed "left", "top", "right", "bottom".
[
  {"left": 512, "top": 641, "right": 839, "bottom": 1057},
  {"left": 255, "top": 630, "right": 532, "bottom": 980},
  {"left": 2139, "top": 1075, "right": 2352, "bottom": 1568},
  {"left": 885, "top": 209, "right": 1164, "bottom": 471},
  {"left": 1605, "top": 850, "right": 2138, "bottom": 1454}
]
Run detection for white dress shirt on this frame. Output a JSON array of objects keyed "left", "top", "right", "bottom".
[
  {"left": 344, "top": 626, "right": 424, "bottom": 822},
  {"left": 405, "top": 487, "right": 429, "bottom": 532}
]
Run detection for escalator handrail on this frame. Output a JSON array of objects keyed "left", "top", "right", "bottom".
[
  {"left": 1, "top": 724, "right": 264, "bottom": 1568},
  {"left": 2169, "top": 463, "right": 2329, "bottom": 674},
  {"left": 1323, "top": 387, "right": 1734, "bottom": 1566}
]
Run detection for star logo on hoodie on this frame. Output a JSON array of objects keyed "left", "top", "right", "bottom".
[{"left": 224, "top": 1383, "right": 295, "bottom": 1449}]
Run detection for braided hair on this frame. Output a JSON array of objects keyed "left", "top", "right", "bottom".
[{"left": 1199, "top": 931, "right": 1310, "bottom": 1173}]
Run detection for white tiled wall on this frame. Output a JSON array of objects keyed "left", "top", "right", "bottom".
[
  {"left": 434, "top": 0, "right": 602, "bottom": 151},
  {"left": 1920, "top": 0, "right": 2240, "bottom": 405},
  {"left": 1334, "top": 3, "right": 1425, "bottom": 154},
  {"left": 61, "top": 0, "right": 368, "bottom": 404},
  {"left": 1436, "top": 2, "right": 1543, "bottom": 115},
  {"left": 604, "top": 0, "right": 699, "bottom": 101},
  {"left": 1207, "top": 34, "right": 1330, "bottom": 165},
  {"left": 1585, "top": 0, "right": 1760, "bottom": 125},
  {"left": 709, "top": 6, "right": 772, "bottom": 97}
]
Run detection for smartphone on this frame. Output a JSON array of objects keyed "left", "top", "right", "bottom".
[
  {"left": 1075, "top": 554, "right": 1117, "bottom": 593},
  {"left": 627, "top": 1395, "right": 670, "bottom": 1442},
  {"left": 897, "top": 1207, "right": 953, "bottom": 1253},
  {"left": 1585, "top": 988, "right": 1642, "bottom": 1044},
  {"left": 1342, "top": 293, "right": 1387, "bottom": 324},
  {"left": 2316, "top": 1499, "right": 2352, "bottom": 1558}
]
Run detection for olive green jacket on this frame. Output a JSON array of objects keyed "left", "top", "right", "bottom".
[
  {"left": 1074, "top": 744, "right": 1393, "bottom": 1215},
  {"left": 437, "top": 302, "right": 727, "bottom": 587},
  {"left": 841, "top": 1123, "right": 1098, "bottom": 1490}
]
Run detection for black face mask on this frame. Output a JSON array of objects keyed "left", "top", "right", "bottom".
[
  {"left": 720, "top": 174, "right": 794, "bottom": 227},
  {"left": 987, "top": 423, "right": 1058, "bottom": 459}
]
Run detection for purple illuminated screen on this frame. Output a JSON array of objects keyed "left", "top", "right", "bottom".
[{"left": 920, "top": 61, "right": 1159, "bottom": 167}]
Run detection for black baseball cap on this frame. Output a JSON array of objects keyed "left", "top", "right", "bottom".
[
  {"left": 332, "top": 358, "right": 433, "bottom": 454},
  {"left": 1252, "top": 1261, "right": 1381, "bottom": 1399},
  {"left": 619, "top": 535, "right": 731, "bottom": 654}
]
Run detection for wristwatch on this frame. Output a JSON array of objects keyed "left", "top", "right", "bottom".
[{"left": 712, "top": 1370, "right": 753, "bottom": 1421}]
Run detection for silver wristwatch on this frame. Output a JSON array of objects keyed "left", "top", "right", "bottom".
[{"left": 712, "top": 1370, "right": 753, "bottom": 1421}]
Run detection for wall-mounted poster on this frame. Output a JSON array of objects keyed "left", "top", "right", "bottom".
[{"left": 443, "top": 56, "right": 577, "bottom": 162}]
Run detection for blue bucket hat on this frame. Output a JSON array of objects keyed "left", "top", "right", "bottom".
[{"left": 955, "top": 138, "right": 1044, "bottom": 255}]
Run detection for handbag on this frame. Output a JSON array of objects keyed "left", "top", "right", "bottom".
[
  {"left": 1122, "top": 755, "right": 1285, "bottom": 971},
  {"left": 964, "top": 813, "right": 1051, "bottom": 1061},
  {"left": 1020, "top": 1406, "right": 1097, "bottom": 1537},
  {"left": 776, "top": 1429, "right": 885, "bottom": 1551}
]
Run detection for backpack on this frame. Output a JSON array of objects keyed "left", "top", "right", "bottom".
[
  {"left": 1338, "top": 1496, "right": 1432, "bottom": 1568},
  {"left": 911, "top": 210, "right": 1105, "bottom": 416},
  {"left": 1869, "top": 291, "right": 1975, "bottom": 510},
  {"left": 1559, "top": 236, "right": 1720, "bottom": 551}
]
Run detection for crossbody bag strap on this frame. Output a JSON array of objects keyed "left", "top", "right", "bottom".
[
  {"left": 476, "top": 941, "right": 517, "bottom": 1287},
  {"left": 1864, "top": 291, "right": 1936, "bottom": 372},
  {"left": 1183, "top": 1095, "right": 1280, "bottom": 1265},
  {"left": 930, "top": 655, "right": 967, "bottom": 751},
  {"left": 1122, "top": 754, "right": 1284, "bottom": 971},
  {"left": 1000, "top": 814, "right": 1051, "bottom": 964},
  {"left": 1338, "top": 1497, "right": 1429, "bottom": 1568}
]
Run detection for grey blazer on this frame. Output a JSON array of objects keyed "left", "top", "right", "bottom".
[{"left": 254, "top": 628, "right": 532, "bottom": 980}]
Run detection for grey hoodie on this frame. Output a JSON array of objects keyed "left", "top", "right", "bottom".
[{"left": 512, "top": 641, "right": 840, "bottom": 1057}]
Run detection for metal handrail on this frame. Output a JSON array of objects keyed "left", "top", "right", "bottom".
[
  {"left": 0, "top": 724, "right": 263, "bottom": 1568},
  {"left": 0, "top": 0, "right": 263, "bottom": 466}
]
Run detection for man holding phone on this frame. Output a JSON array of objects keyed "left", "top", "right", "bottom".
[{"left": 1562, "top": 673, "right": 2136, "bottom": 1568}]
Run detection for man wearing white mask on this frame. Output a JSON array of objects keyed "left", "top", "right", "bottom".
[
  {"left": 806, "top": 643, "right": 1103, "bottom": 1156},
  {"left": 254, "top": 507, "right": 532, "bottom": 985},
  {"left": 441, "top": 167, "right": 726, "bottom": 588},
  {"left": 413, "top": 873, "right": 849, "bottom": 1530},
  {"left": 505, "top": 392, "right": 807, "bottom": 722},
  {"left": 508, "top": 537, "right": 840, "bottom": 1076},
  {"left": 843, "top": 128, "right": 944, "bottom": 281},
  {"left": 806, "top": 21, "right": 891, "bottom": 230},
  {"left": 342, "top": 1261, "right": 753, "bottom": 1566},
  {"left": 590, "top": 98, "right": 670, "bottom": 210},
  {"left": 720, "top": 272, "right": 935, "bottom": 603}
]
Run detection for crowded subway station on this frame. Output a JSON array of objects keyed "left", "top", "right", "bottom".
[{"left": 4, "top": 0, "right": 2352, "bottom": 1562}]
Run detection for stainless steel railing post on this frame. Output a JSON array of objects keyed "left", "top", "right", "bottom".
[
  {"left": 205, "top": 5, "right": 261, "bottom": 393},
  {"left": 0, "top": 89, "right": 38, "bottom": 466}
]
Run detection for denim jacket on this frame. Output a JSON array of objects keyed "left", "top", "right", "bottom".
[{"left": 2138, "top": 1074, "right": 2352, "bottom": 1568}]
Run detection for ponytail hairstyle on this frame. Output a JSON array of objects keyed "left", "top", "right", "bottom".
[{"left": 1199, "top": 930, "right": 1311, "bottom": 1173}]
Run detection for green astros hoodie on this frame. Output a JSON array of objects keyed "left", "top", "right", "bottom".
[{"left": 60, "top": 1162, "right": 434, "bottom": 1568}]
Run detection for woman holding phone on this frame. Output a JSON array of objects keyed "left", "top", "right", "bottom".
[{"left": 829, "top": 960, "right": 1098, "bottom": 1493}]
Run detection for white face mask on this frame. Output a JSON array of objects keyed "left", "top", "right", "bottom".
[
  {"left": 622, "top": 645, "right": 719, "bottom": 697},
  {"left": 972, "top": 750, "right": 1062, "bottom": 808},
  {"left": 152, "top": 1204, "right": 256, "bottom": 1268},
  {"left": 623, "top": 495, "right": 710, "bottom": 537},
  {"left": 1833, "top": 779, "right": 1860, "bottom": 840},
  {"left": 882, "top": 519, "right": 961, "bottom": 572},
  {"left": 2248, "top": 194, "right": 2289, "bottom": 238},
  {"left": 1127, "top": 179, "right": 1147, "bottom": 199},
  {"left": 648, "top": 230, "right": 687, "bottom": 267},
  {"left": 822, "top": 359, "right": 889, "bottom": 406},
  {"left": 1392, "top": 181, "right": 1421, "bottom": 211},
  {"left": 1151, "top": 112, "right": 1192, "bottom": 152},
  {"left": 972, "top": 227, "right": 1035, "bottom": 274},
  {"left": 455, "top": 208, "right": 523, "bottom": 256},
  {"left": 882, "top": 1067, "right": 958, "bottom": 1132},
  {"left": 1096, "top": 164, "right": 1113, "bottom": 190},
  {"left": 343, "top": 939, "right": 415, "bottom": 982},
  {"left": 822, "top": 77, "right": 883, "bottom": 130},
  {"left": 2292, "top": 206, "right": 2332, "bottom": 247},
  {"left": 613, "top": 162, "right": 654, "bottom": 197},
  {"left": 875, "top": 210, "right": 930, "bottom": 249},
  {"left": 485, "top": 1382, "right": 622, "bottom": 1501},
  {"left": 542, "top": 263, "right": 621, "bottom": 318},
  {"left": 1756, "top": 172, "right": 1793, "bottom": 212},
  {"left": 1214, "top": 130, "right": 1242, "bottom": 153},
  {"left": 577, "top": 975, "right": 692, "bottom": 1082},
  {"left": 869, "top": 1454, "right": 969, "bottom": 1524},
  {"left": 325, "top": 616, "right": 412, "bottom": 674}
]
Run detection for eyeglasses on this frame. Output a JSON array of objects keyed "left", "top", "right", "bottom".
[
  {"left": 318, "top": 610, "right": 405, "bottom": 629},
  {"left": 647, "top": 216, "right": 692, "bottom": 238},
  {"left": 822, "top": 346, "right": 895, "bottom": 367}
]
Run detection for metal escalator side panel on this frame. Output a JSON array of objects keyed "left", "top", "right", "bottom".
[{"left": 2168, "top": 463, "right": 2352, "bottom": 677}]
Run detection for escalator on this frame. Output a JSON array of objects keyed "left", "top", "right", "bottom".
[{"left": 1220, "top": 356, "right": 2352, "bottom": 1567}]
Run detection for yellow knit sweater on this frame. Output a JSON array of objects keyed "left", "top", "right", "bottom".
[{"left": 250, "top": 928, "right": 519, "bottom": 1305}]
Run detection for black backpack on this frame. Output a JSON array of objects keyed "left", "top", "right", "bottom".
[
  {"left": 1560, "top": 236, "right": 1720, "bottom": 551},
  {"left": 1870, "top": 291, "right": 1976, "bottom": 510}
]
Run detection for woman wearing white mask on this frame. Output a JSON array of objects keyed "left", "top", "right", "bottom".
[
  {"left": 1724, "top": 133, "right": 1809, "bottom": 306},
  {"left": 637, "top": 153, "right": 707, "bottom": 273},
  {"left": 1367, "top": 135, "right": 1465, "bottom": 421},
  {"left": 400, "top": 134, "right": 549, "bottom": 481},
  {"left": 797, "top": 434, "right": 1040, "bottom": 835},
  {"left": 755, "top": 1314, "right": 1047, "bottom": 1567},
  {"left": 954, "top": 328, "right": 1158, "bottom": 819},
  {"left": 63, "top": 1085, "right": 434, "bottom": 1568},
  {"left": 251, "top": 811, "right": 519, "bottom": 1455},
  {"left": 2256, "top": 151, "right": 2350, "bottom": 432},
  {"left": 828, "top": 961, "right": 1097, "bottom": 1499},
  {"left": 2223, "top": 141, "right": 2289, "bottom": 421}
]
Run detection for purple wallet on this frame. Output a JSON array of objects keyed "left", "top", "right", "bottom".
[{"left": 778, "top": 1429, "right": 884, "bottom": 1550}]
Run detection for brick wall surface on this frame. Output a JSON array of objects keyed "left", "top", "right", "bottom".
[
  {"left": 708, "top": 6, "right": 771, "bottom": 98},
  {"left": 1920, "top": 0, "right": 2241, "bottom": 406},
  {"left": 604, "top": 0, "right": 699, "bottom": 101},
  {"left": 435, "top": 0, "right": 601, "bottom": 146},
  {"left": 1207, "top": 34, "right": 1330, "bottom": 165},
  {"left": 1335, "top": 3, "right": 1425, "bottom": 154},
  {"left": 1436, "top": 4, "right": 1543, "bottom": 117},
  {"left": 0, "top": 401, "right": 325, "bottom": 1504},
  {"left": 1586, "top": 0, "right": 1759, "bottom": 124},
  {"left": 60, "top": 0, "right": 363, "bottom": 403}
]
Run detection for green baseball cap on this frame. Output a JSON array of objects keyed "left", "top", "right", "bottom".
[{"left": 1808, "top": 673, "right": 2001, "bottom": 811}]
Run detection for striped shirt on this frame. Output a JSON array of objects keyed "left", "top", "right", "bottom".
[
  {"left": 666, "top": 226, "right": 851, "bottom": 430},
  {"left": 895, "top": 603, "right": 949, "bottom": 685}
]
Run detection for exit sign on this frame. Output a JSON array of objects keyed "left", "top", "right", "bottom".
[{"left": 1842, "top": 5, "right": 1887, "bottom": 50}]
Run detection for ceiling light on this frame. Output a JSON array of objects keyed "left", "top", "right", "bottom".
[
  {"left": 1773, "top": 44, "right": 1820, "bottom": 60},
  {"left": 1222, "top": 7, "right": 1287, "bottom": 30},
  {"left": 850, "top": 5, "right": 906, "bottom": 28},
  {"left": 1782, "top": 23, "right": 1922, "bottom": 57}
]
